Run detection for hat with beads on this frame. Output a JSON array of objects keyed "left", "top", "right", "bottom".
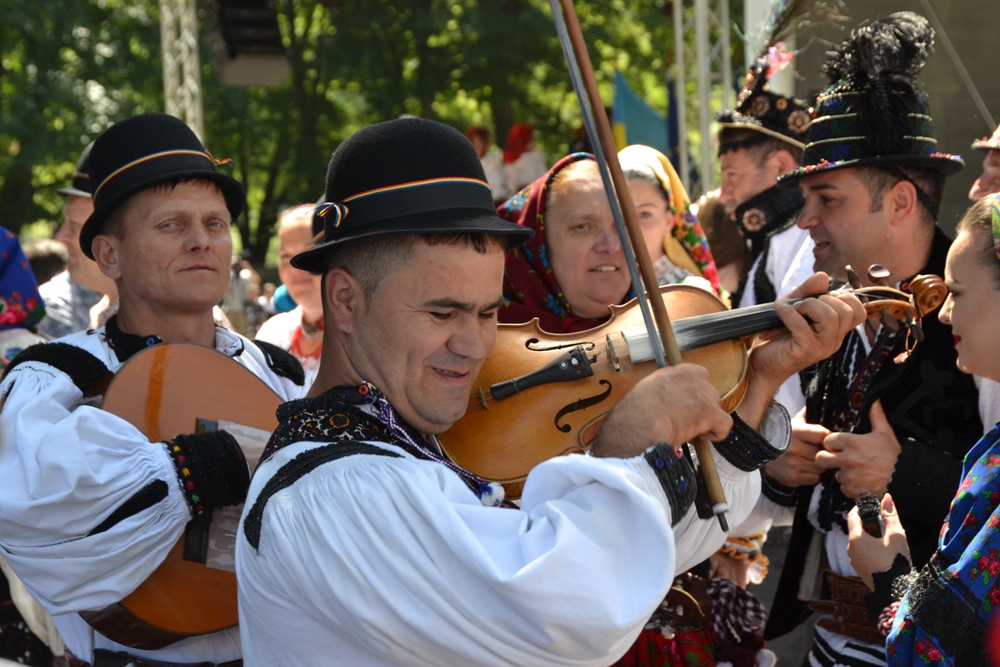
[
  {"left": 717, "top": 48, "right": 812, "bottom": 153},
  {"left": 973, "top": 123, "right": 1000, "bottom": 152},
  {"left": 80, "top": 112, "right": 245, "bottom": 260},
  {"left": 292, "top": 118, "right": 534, "bottom": 274},
  {"left": 778, "top": 12, "right": 963, "bottom": 188}
]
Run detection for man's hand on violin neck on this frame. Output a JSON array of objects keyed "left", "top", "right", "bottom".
[
  {"left": 764, "top": 407, "right": 827, "bottom": 488},
  {"left": 590, "top": 363, "right": 732, "bottom": 459},
  {"left": 747, "top": 272, "right": 865, "bottom": 392}
]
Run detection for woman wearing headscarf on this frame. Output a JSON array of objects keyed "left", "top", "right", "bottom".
[
  {"left": 498, "top": 152, "right": 722, "bottom": 332},
  {"left": 619, "top": 144, "right": 722, "bottom": 294}
]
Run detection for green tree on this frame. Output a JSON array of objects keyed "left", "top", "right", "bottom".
[
  {"left": 0, "top": 0, "right": 686, "bottom": 265},
  {"left": 0, "top": 0, "right": 162, "bottom": 232}
]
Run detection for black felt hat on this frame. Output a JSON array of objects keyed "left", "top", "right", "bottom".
[
  {"left": 778, "top": 12, "right": 963, "bottom": 188},
  {"left": 717, "top": 56, "right": 812, "bottom": 151},
  {"left": 80, "top": 113, "right": 246, "bottom": 260},
  {"left": 292, "top": 118, "right": 534, "bottom": 274},
  {"left": 56, "top": 142, "right": 94, "bottom": 198}
]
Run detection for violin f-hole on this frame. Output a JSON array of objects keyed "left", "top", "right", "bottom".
[
  {"left": 526, "top": 338, "right": 596, "bottom": 353},
  {"left": 554, "top": 380, "right": 612, "bottom": 433}
]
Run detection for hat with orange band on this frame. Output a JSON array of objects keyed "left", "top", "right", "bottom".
[
  {"left": 292, "top": 117, "right": 533, "bottom": 274},
  {"left": 80, "top": 112, "right": 245, "bottom": 260}
]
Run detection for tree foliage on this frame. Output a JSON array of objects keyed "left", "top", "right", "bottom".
[{"left": 0, "top": 0, "right": 683, "bottom": 263}]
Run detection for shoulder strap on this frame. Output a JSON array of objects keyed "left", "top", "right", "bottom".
[
  {"left": 251, "top": 339, "right": 306, "bottom": 387},
  {"left": 243, "top": 441, "right": 401, "bottom": 552}
]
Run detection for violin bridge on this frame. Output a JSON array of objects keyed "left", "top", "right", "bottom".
[
  {"left": 606, "top": 334, "right": 621, "bottom": 372},
  {"left": 477, "top": 387, "right": 488, "bottom": 410}
]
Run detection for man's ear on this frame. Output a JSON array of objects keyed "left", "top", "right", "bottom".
[
  {"left": 885, "top": 179, "right": 919, "bottom": 227},
  {"left": 771, "top": 148, "right": 800, "bottom": 177},
  {"left": 91, "top": 234, "right": 123, "bottom": 281},
  {"left": 323, "top": 267, "right": 365, "bottom": 335}
]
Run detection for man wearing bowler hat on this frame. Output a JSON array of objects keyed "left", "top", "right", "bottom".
[
  {"left": 0, "top": 112, "right": 308, "bottom": 666},
  {"left": 235, "top": 117, "right": 863, "bottom": 666},
  {"left": 38, "top": 142, "right": 118, "bottom": 339}
]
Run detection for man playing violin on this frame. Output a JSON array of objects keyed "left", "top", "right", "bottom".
[
  {"left": 0, "top": 113, "right": 308, "bottom": 666},
  {"left": 235, "top": 117, "right": 864, "bottom": 666},
  {"left": 761, "top": 14, "right": 988, "bottom": 667}
]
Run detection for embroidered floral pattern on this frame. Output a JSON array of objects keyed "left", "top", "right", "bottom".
[
  {"left": 750, "top": 96, "right": 770, "bottom": 117},
  {"left": 787, "top": 109, "right": 811, "bottom": 135},
  {"left": 259, "top": 382, "right": 506, "bottom": 507},
  {"left": 887, "top": 421, "right": 1000, "bottom": 665},
  {"left": 740, "top": 207, "right": 767, "bottom": 233},
  {"left": 0, "top": 228, "right": 44, "bottom": 331}
]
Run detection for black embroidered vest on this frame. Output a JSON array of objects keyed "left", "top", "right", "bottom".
[{"left": 731, "top": 186, "right": 805, "bottom": 306}]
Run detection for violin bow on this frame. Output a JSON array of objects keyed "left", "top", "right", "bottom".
[{"left": 550, "top": 0, "right": 730, "bottom": 530}]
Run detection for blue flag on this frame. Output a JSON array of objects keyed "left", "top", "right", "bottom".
[{"left": 612, "top": 71, "right": 669, "bottom": 154}]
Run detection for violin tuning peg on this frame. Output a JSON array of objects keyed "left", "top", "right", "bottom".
[
  {"left": 845, "top": 265, "right": 863, "bottom": 290},
  {"left": 868, "top": 264, "right": 891, "bottom": 287},
  {"left": 880, "top": 308, "right": 900, "bottom": 333},
  {"left": 904, "top": 310, "right": 914, "bottom": 324},
  {"left": 911, "top": 320, "right": 925, "bottom": 343}
]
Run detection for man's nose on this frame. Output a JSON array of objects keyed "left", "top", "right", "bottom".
[
  {"left": 449, "top": 320, "right": 490, "bottom": 362},
  {"left": 185, "top": 222, "right": 212, "bottom": 250},
  {"left": 796, "top": 201, "right": 818, "bottom": 230}
]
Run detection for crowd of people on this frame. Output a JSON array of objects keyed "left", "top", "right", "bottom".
[{"left": 0, "top": 10, "right": 998, "bottom": 667}]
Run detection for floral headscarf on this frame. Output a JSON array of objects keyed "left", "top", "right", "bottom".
[
  {"left": 618, "top": 144, "right": 724, "bottom": 299},
  {"left": 0, "top": 228, "right": 44, "bottom": 332},
  {"left": 499, "top": 153, "right": 634, "bottom": 333}
]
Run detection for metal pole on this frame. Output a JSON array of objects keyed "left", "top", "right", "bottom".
[
  {"left": 720, "top": 0, "right": 732, "bottom": 111},
  {"left": 673, "top": 0, "right": 689, "bottom": 192},
  {"left": 695, "top": 0, "right": 713, "bottom": 192}
]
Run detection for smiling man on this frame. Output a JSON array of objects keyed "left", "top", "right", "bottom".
[
  {"left": 235, "top": 118, "right": 863, "bottom": 667},
  {"left": 0, "top": 113, "right": 308, "bottom": 666},
  {"left": 761, "top": 14, "right": 987, "bottom": 667}
]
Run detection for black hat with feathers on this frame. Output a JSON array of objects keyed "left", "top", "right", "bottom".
[
  {"left": 718, "top": 0, "right": 848, "bottom": 153},
  {"left": 778, "top": 12, "right": 963, "bottom": 187}
]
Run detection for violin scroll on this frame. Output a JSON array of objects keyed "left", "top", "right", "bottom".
[{"left": 907, "top": 274, "right": 947, "bottom": 314}]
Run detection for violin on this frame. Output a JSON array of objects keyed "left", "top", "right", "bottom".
[{"left": 439, "top": 271, "right": 947, "bottom": 499}]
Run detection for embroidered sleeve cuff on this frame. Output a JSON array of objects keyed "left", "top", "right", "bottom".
[
  {"left": 864, "top": 553, "right": 915, "bottom": 622},
  {"left": 712, "top": 403, "right": 790, "bottom": 476},
  {"left": 623, "top": 443, "right": 696, "bottom": 527}
]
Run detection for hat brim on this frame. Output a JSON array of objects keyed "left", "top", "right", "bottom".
[
  {"left": 777, "top": 153, "right": 965, "bottom": 189},
  {"left": 291, "top": 208, "right": 534, "bottom": 274},
  {"left": 973, "top": 140, "right": 1000, "bottom": 152},
  {"left": 81, "top": 170, "right": 246, "bottom": 260},
  {"left": 717, "top": 117, "right": 806, "bottom": 150},
  {"left": 56, "top": 187, "right": 92, "bottom": 198}
]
